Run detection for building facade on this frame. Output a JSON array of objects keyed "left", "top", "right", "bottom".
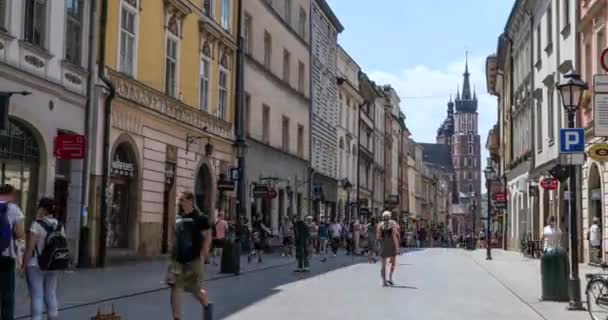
[
  {"left": 87, "top": 0, "right": 238, "bottom": 264},
  {"left": 0, "top": 0, "right": 94, "bottom": 257},
  {"left": 372, "top": 85, "right": 386, "bottom": 216},
  {"left": 504, "top": 0, "right": 534, "bottom": 251},
  {"left": 358, "top": 72, "right": 376, "bottom": 218},
  {"left": 336, "top": 45, "right": 361, "bottom": 221},
  {"left": 580, "top": 0, "right": 607, "bottom": 264},
  {"left": 310, "top": 0, "right": 343, "bottom": 220},
  {"left": 242, "top": 0, "right": 311, "bottom": 233},
  {"left": 530, "top": 0, "right": 576, "bottom": 250},
  {"left": 383, "top": 85, "right": 402, "bottom": 214}
]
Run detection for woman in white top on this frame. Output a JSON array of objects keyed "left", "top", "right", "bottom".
[
  {"left": 543, "top": 216, "right": 562, "bottom": 251},
  {"left": 22, "top": 197, "right": 63, "bottom": 320}
]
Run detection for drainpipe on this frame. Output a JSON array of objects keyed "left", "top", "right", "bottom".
[
  {"left": 307, "top": 0, "right": 314, "bottom": 219},
  {"left": 77, "top": 0, "right": 99, "bottom": 268},
  {"left": 97, "top": 0, "right": 117, "bottom": 268}
]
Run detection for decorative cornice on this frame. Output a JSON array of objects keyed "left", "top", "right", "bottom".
[
  {"left": 164, "top": 0, "right": 192, "bottom": 17},
  {"left": 198, "top": 15, "right": 236, "bottom": 51},
  {"left": 107, "top": 69, "right": 233, "bottom": 141}
]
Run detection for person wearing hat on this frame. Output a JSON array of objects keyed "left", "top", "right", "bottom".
[
  {"left": 588, "top": 216, "right": 602, "bottom": 263},
  {"left": 377, "top": 211, "right": 400, "bottom": 287}
]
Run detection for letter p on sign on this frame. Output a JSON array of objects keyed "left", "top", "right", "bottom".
[{"left": 559, "top": 128, "right": 585, "bottom": 154}]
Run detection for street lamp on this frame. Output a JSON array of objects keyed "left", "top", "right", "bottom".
[
  {"left": 483, "top": 158, "right": 496, "bottom": 261},
  {"left": 556, "top": 71, "right": 588, "bottom": 311}
]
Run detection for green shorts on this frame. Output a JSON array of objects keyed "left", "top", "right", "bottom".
[{"left": 166, "top": 259, "right": 203, "bottom": 293}]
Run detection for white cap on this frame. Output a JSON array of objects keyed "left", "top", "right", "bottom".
[{"left": 382, "top": 211, "right": 391, "bottom": 218}]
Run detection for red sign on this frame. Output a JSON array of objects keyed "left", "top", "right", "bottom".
[
  {"left": 492, "top": 192, "right": 507, "bottom": 203},
  {"left": 54, "top": 134, "right": 86, "bottom": 159},
  {"left": 540, "top": 178, "right": 559, "bottom": 191},
  {"left": 266, "top": 189, "right": 278, "bottom": 199}
]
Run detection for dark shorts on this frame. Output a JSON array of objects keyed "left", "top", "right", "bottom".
[
  {"left": 283, "top": 236, "right": 293, "bottom": 245},
  {"left": 213, "top": 238, "right": 227, "bottom": 249},
  {"left": 253, "top": 241, "right": 263, "bottom": 251}
]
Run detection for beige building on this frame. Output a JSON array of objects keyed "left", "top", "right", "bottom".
[
  {"left": 337, "top": 45, "right": 362, "bottom": 220},
  {"left": 242, "top": 0, "right": 311, "bottom": 232}
]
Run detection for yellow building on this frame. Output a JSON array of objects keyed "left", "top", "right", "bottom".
[{"left": 87, "top": 0, "right": 238, "bottom": 263}]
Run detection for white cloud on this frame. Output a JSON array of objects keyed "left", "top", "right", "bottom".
[{"left": 368, "top": 55, "right": 497, "bottom": 186}]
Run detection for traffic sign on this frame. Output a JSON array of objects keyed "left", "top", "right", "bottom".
[
  {"left": 54, "top": 134, "right": 86, "bottom": 159},
  {"left": 540, "top": 178, "right": 559, "bottom": 191},
  {"left": 492, "top": 192, "right": 507, "bottom": 203},
  {"left": 589, "top": 143, "right": 608, "bottom": 162},
  {"left": 559, "top": 128, "right": 585, "bottom": 153},
  {"left": 601, "top": 49, "right": 608, "bottom": 73}
]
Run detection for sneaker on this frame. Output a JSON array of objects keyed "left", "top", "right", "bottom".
[
  {"left": 294, "top": 268, "right": 302, "bottom": 272},
  {"left": 303, "top": 267, "right": 311, "bottom": 272},
  {"left": 321, "top": 257, "right": 327, "bottom": 262}
]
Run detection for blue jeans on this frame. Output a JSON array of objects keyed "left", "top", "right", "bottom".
[
  {"left": 25, "top": 266, "right": 59, "bottom": 320},
  {"left": 0, "top": 257, "right": 15, "bottom": 320}
]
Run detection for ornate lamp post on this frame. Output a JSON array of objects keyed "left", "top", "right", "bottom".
[
  {"left": 483, "top": 158, "right": 496, "bottom": 261},
  {"left": 556, "top": 71, "right": 588, "bottom": 310}
]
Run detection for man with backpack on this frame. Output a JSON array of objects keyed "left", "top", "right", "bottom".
[
  {"left": 0, "top": 184, "right": 25, "bottom": 320},
  {"left": 167, "top": 191, "right": 213, "bottom": 320}
]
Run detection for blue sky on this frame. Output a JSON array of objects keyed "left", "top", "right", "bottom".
[{"left": 328, "top": 0, "right": 515, "bottom": 181}]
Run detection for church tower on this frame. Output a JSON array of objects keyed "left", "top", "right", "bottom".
[{"left": 452, "top": 55, "right": 482, "bottom": 221}]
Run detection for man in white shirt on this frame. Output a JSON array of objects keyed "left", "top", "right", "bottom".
[
  {"left": 0, "top": 184, "right": 25, "bottom": 320},
  {"left": 543, "top": 216, "right": 561, "bottom": 251},
  {"left": 589, "top": 217, "right": 602, "bottom": 263}
]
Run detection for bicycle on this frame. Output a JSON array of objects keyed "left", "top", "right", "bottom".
[{"left": 586, "top": 262, "right": 608, "bottom": 319}]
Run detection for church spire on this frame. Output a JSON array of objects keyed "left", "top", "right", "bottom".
[
  {"left": 456, "top": 85, "right": 460, "bottom": 100},
  {"left": 462, "top": 52, "right": 472, "bottom": 100}
]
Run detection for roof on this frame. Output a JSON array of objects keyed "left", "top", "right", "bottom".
[
  {"left": 418, "top": 143, "right": 454, "bottom": 172},
  {"left": 314, "top": 0, "right": 344, "bottom": 33}
]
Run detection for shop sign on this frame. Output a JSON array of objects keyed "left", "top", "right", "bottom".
[
  {"left": 111, "top": 158, "right": 135, "bottom": 177},
  {"left": 253, "top": 184, "right": 269, "bottom": 198},
  {"left": 540, "top": 178, "right": 559, "bottom": 191},
  {"left": 54, "top": 134, "right": 86, "bottom": 159},
  {"left": 589, "top": 143, "right": 608, "bottom": 162}
]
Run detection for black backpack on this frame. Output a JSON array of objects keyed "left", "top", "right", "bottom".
[{"left": 36, "top": 219, "right": 71, "bottom": 271}]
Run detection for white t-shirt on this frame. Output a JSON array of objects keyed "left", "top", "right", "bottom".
[
  {"left": 0, "top": 201, "right": 25, "bottom": 258},
  {"left": 543, "top": 225, "right": 562, "bottom": 250},
  {"left": 330, "top": 224, "right": 342, "bottom": 238},
  {"left": 29, "top": 217, "right": 64, "bottom": 267},
  {"left": 590, "top": 224, "right": 601, "bottom": 247}
]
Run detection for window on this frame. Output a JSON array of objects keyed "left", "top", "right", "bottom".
[
  {"left": 548, "top": 89, "right": 554, "bottom": 141},
  {"left": 282, "top": 116, "right": 290, "bottom": 152},
  {"left": 546, "top": 5, "right": 552, "bottom": 47},
  {"left": 264, "top": 31, "right": 272, "bottom": 69},
  {"left": 469, "top": 184, "right": 473, "bottom": 193},
  {"left": 468, "top": 133, "right": 473, "bottom": 143},
  {"left": 203, "top": 0, "right": 213, "bottom": 17},
  {"left": 244, "top": 13, "right": 252, "bottom": 54},
  {"left": 468, "top": 145, "right": 473, "bottom": 154},
  {"left": 285, "top": 0, "right": 292, "bottom": 24},
  {"left": 346, "top": 99, "right": 351, "bottom": 130},
  {"left": 221, "top": 0, "right": 230, "bottom": 31},
  {"left": 119, "top": 5, "right": 137, "bottom": 76},
  {"left": 298, "top": 61, "right": 305, "bottom": 93},
  {"left": 467, "top": 171, "right": 472, "bottom": 180},
  {"left": 298, "top": 7, "right": 307, "bottom": 38},
  {"left": 262, "top": 105, "right": 270, "bottom": 143},
  {"left": 244, "top": 92, "right": 251, "bottom": 135},
  {"left": 283, "top": 49, "right": 290, "bottom": 82},
  {"left": 297, "top": 124, "right": 304, "bottom": 157},
  {"left": 536, "top": 25, "right": 541, "bottom": 62},
  {"left": 0, "top": 0, "right": 6, "bottom": 31},
  {"left": 563, "top": 0, "right": 570, "bottom": 27},
  {"left": 24, "top": 0, "right": 47, "bottom": 47},
  {"left": 536, "top": 101, "right": 543, "bottom": 151},
  {"left": 165, "top": 37, "right": 178, "bottom": 98},
  {"left": 199, "top": 46, "right": 211, "bottom": 111},
  {"left": 65, "top": 0, "right": 84, "bottom": 65},
  {"left": 598, "top": 29, "right": 606, "bottom": 74},
  {"left": 217, "top": 55, "right": 229, "bottom": 120}
]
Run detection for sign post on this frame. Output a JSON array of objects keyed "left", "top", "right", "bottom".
[
  {"left": 54, "top": 134, "right": 86, "bottom": 159},
  {"left": 594, "top": 74, "right": 608, "bottom": 136}
]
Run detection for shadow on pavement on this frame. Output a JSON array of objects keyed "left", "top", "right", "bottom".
[{"left": 387, "top": 285, "right": 418, "bottom": 290}]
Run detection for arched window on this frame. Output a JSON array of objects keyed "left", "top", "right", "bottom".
[{"left": 217, "top": 52, "right": 230, "bottom": 119}]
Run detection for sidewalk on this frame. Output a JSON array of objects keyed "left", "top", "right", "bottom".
[
  {"left": 469, "top": 249, "right": 593, "bottom": 320},
  {"left": 14, "top": 252, "right": 292, "bottom": 319}
]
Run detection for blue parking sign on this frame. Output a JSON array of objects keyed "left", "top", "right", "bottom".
[{"left": 559, "top": 128, "right": 585, "bottom": 153}]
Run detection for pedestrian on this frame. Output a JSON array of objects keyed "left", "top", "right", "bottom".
[
  {"left": 330, "top": 220, "right": 342, "bottom": 256},
  {"left": 305, "top": 216, "right": 318, "bottom": 256},
  {"left": 367, "top": 217, "right": 378, "bottom": 263},
  {"left": 588, "top": 217, "right": 602, "bottom": 263},
  {"left": 280, "top": 217, "right": 294, "bottom": 257},
  {"left": 354, "top": 219, "right": 362, "bottom": 255},
  {"left": 212, "top": 212, "right": 229, "bottom": 266},
  {"left": 0, "top": 184, "right": 25, "bottom": 320},
  {"left": 250, "top": 216, "right": 271, "bottom": 263},
  {"left": 294, "top": 216, "right": 310, "bottom": 272},
  {"left": 22, "top": 197, "right": 69, "bottom": 320},
  {"left": 318, "top": 218, "right": 329, "bottom": 262},
  {"left": 543, "top": 216, "right": 561, "bottom": 252},
  {"left": 378, "top": 211, "right": 400, "bottom": 287},
  {"left": 167, "top": 191, "right": 212, "bottom": 320}
]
